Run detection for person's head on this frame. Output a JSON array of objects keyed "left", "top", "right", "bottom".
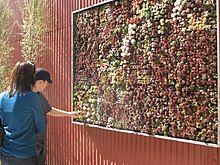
[
  {"left": 33, "top": 68, "right": 52, "bottom": 92},
  {"left": 8, "top": 61, "right": 36, "bottom": 96}
]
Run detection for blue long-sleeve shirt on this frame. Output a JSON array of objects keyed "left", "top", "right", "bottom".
[{"left": 0, "top": 91, "right": 45, "bottom": 158}]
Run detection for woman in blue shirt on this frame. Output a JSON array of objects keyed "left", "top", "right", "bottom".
[{"left": 0, "top": 61, "right": 45, "bottom": 165}]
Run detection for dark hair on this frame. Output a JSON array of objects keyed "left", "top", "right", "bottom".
[{"left": 8, "top": 61, "right": 36, "bottom": 96}]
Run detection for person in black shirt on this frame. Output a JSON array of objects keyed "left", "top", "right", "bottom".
[{"left": 32, "top": 68, "right": 81, "bottom": 165}]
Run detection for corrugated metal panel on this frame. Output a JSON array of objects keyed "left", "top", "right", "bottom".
[
  {"left": 41, "top": 0, "right": 220, "bottom": 164},
  {"left": 67, "top": 124, "right": 219, "bottom": 165},
  {"left": 8, "top": 0, "right": 220, "bottom": 165}
]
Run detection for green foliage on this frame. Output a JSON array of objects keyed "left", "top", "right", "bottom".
[
  {"left": 20, "top": 0, "right": 48, "bottom": 63},
  {"left": 0, "top": 0, "right": 13, "bottom": 92},
  {"left": 0, "top": 0, "right": 49, "bottom": 92}
]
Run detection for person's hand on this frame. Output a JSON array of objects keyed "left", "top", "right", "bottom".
[
  {"left": 67, "top": 111, "right": 79, "bottom": 118},
  {"left": 69, "top": 111, "right": 88, "bottom": 119}
]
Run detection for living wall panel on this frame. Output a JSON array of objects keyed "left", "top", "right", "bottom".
[{"left": 72, "top": 0, "right": 218, "bottom": 143}]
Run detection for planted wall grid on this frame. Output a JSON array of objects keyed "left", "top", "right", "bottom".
[{"left": 72, "top": 0, "right": 218, "bottom": 144}]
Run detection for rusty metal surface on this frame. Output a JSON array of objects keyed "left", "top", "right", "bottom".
[{"left": 8, "top": 0, "right": 220, "bottom": 165}]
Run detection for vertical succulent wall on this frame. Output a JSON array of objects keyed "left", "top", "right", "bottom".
[
  {"left": 0, "top": 0, "right": 13, "bottom": 92},
  {"left": 72, "top": 0, "right": 217, "bottom": 143}
]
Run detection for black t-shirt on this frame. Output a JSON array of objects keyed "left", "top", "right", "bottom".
[
  {"left": 35, "top": 92, "right": 52, "bottom": 155},
  {"left": 37, "top": 92, "right": 52, "bottom": 123}
]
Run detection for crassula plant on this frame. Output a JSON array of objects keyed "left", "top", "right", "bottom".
[{"left": 73, "top": 0, "right": 217, "bottom": 143}]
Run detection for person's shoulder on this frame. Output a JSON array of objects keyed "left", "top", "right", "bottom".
[
  {"left": 25, "top": 91, "right": 39, "bottom": 98},
  {"left": 0, "top": 91, "right": 5, "bottom": 97},
  {"left": 22, "top": 92, "right": 41, "bottom": 104},
  {"left": 36, "top": 92, "right": 47, "bottom": 99},
  {"left": 0, "top": 91, "right": 8, "bottom": 98},
  {"left": 36, "top": 92, "right": 43, "bottom": 96}
]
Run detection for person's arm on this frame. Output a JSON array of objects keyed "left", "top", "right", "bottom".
[
  {"left": 47, "top": 107, "right": 80, "bottom": 118},
  {"left": 37, "top": 93, "right": 85, "bottom": 118}
]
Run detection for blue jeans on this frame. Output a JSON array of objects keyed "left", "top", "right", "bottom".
[{"left": 0, "top": 153, "right": 38, "bottom": 165}]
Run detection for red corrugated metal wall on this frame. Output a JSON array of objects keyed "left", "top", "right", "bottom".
[
  {"left": 69, "top": 124, "right": 219, "bottom": 165},
  {"left": 9, "top": 0, "right": 220, "bottom": 165}
]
